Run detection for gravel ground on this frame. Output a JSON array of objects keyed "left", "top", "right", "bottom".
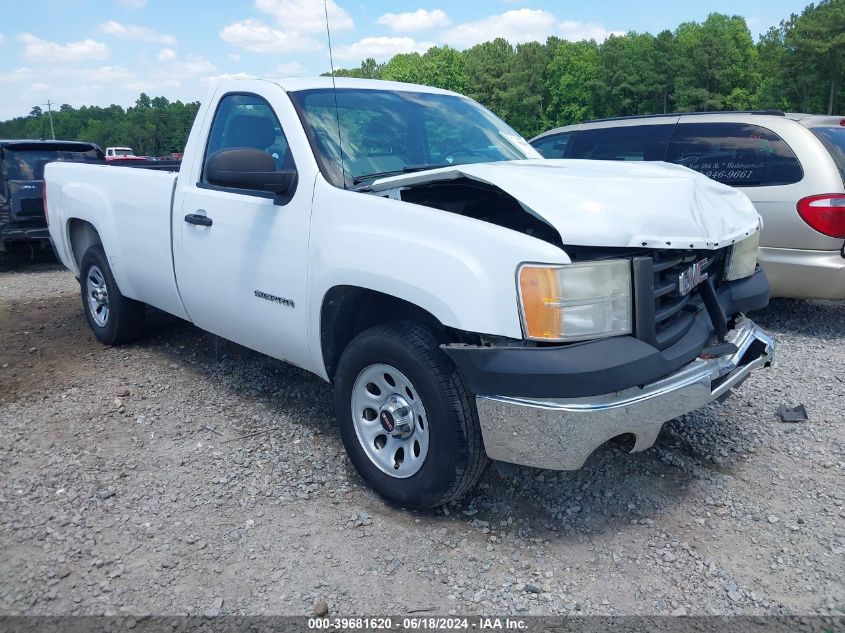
[{"left": 0, "top": 258, "right": 843, "bottom": 618}]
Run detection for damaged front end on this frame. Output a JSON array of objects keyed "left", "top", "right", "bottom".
[
  {"left": 362, "top": 158, "right": 776, "bottom": 471},
  {"left": 470, "top": 317, "right": 775, "bottom": 470}
]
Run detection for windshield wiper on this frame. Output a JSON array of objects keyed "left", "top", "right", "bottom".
[{"left": 352, "top": 164, "right": 451, "bottom": 185}]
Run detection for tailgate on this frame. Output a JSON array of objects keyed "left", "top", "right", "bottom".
[{"left": 9, "top": 180, "right": 45, "bottom": 221}]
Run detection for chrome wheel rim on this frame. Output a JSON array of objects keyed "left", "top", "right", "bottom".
[
  {"left": 350, "top": 363, "right": 430, "bottom": 478},
  {"left": 86, "top": 265, "right": 110, "bottom": 327}
]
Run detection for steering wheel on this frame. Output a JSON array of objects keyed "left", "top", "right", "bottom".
[{"left": 434, "top": 146, "right": 489, "bottom": 164}]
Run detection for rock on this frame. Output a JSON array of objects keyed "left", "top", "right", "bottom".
[
  {"left": 523, "top": 584, "right": 541, "bottom": 594},
  {"left": 767, "top": 515, "right": 780, "bottom": 524},
  {"left": 313, "top": 600, "right": 329, "bottom": 616},
  {"left": 671, "top": 607, "right": 688, "bottom": 616},
  {"left": 116, "top": 387, "right": 131, "bottom": 397}
]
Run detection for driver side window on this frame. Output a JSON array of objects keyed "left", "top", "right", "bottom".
[{"left": 202, "top": 93, "right": 294, "bottom": 186}]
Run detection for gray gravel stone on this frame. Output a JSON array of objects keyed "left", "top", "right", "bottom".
[{"left": 0, "top": 264, "right": 842, "bottom": 616}]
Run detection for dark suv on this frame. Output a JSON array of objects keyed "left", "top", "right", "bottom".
[{"left": 1, "top": 140, "right": 104, "bottom": 253}]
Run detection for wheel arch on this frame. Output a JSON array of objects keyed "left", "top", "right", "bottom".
[
  {"left": 67, "top": 218, "right": 103, "bottom": 271},
  {"left": 320, "top": 285, "right": 451, "bottom": 382}
]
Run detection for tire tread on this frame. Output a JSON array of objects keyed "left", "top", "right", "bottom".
[{"left": 80, "top": 245, "right": 145, "bottom": 346}]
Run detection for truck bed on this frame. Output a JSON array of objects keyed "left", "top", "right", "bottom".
[{"left": 45, "top": 162, "right": 187, "bottom": 319}]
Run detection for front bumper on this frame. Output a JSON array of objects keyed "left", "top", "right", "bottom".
[{"left": 474, "top": 317, "right": 775, "bottom": 470}]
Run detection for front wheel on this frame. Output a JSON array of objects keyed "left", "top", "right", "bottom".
[
  {"left": 334, "top": 322, "right": 487, "bottom": 510},
  {"left": 80, "top": 245, "right": 145, "bottom": 345}
]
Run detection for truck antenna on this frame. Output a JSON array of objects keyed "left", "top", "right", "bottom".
[{"left": 324, "top": 0, "right": 346, "bottom": 189}]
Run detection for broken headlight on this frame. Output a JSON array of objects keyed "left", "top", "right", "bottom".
[{"left": 518, "top": 260, "right": 632, "bottom": 342}]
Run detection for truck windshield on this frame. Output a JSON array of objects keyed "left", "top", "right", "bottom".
[
  {"left": 4, "top": 145, "right": 103, "bottom": 180},
  {"left": 812, "top": 127, "right": 845, "bottom": 182},
  {"left": 289, "top": 88, "right": 540, "bottom": 188},
  {"left": 113, "top": 149, "right": 134, "bottom": 156}
]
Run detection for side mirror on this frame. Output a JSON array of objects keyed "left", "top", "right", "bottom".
[{"left": 205, "top": 148, "right": 295, "bottom": 196}]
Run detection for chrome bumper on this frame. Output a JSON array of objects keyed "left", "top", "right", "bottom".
[{"left": 475, "top": 317, "right": 776, "bottom": 470}]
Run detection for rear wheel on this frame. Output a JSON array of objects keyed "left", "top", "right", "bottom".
[
  {"left": 80, "top": 245, "right": 145, "bottom": 345},
  {"left": 334, "top": 321, "right": 487, "bottom": 509}
]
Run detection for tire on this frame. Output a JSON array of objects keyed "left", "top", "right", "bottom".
[
  {"left": 334, "top": 321, "right": 487, "bottom": 510},
  {"left": 79, "top": 245, "right": 145, "bottom": 345}
]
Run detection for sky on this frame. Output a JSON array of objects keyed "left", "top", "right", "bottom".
[{"left": 0, "top": 0, "right": 809, "bottom": 121}]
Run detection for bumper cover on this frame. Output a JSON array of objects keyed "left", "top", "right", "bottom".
[
  {"left": 758, "top": 246, "right": 845, "bottom": 300},
  {"left": 474, "top": 317, "right": 774, "bottom": 470},
  {"left": 444, "top": 270, "right": 770, "bottom": 400},
  {"left": 0, "top": 224, "right": 51, "bottom": 243}
]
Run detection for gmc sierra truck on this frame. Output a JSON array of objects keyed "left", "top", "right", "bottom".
[{"left": 45, "top": 78, "right": 775, "bottom": 509}]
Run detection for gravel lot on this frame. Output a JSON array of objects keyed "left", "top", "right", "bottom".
[{"left": 1, "top": 258, "right": 843, "bottom": 618}]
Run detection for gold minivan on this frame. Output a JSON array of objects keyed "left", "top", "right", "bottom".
[{"left": 531, "top": 112, "right": 845, "bottom": 300}]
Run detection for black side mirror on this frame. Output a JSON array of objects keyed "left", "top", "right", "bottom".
[{"left": 205, "top": 148, "right": 295, "bottom": 196}]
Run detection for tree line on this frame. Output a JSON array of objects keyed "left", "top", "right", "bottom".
[
  {"left": 331, "top": 1, "right": 844, "bottom": 138},
  {"left": 0, "top": 95, "right": 200, "bottom": 157},
  {"left": 0, "top": 0, "right": 842, "bottom": 149}
]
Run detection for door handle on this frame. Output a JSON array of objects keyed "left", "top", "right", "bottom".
[{"left": 184, "top": 213, "right": 212, "bottom": 227}]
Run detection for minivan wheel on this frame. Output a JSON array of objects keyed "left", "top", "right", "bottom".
[
  {"left": 334, "top": 321, "right": 487, "bottom": 510},
  {"left": 80, "top": 245, "right": 145, "bottom": 345}
]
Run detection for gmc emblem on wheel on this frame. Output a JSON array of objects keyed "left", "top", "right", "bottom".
[
  {"left": 678, "top": 259, "right": 709, "bottom": 296},
  {"left": 380, "top": 411, "right": 395, "bottom": 433}
]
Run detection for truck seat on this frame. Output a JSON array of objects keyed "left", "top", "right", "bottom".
[{"left": 223, "top": 115, "right": 277, "bottom": 152}]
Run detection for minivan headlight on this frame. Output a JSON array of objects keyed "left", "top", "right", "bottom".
[
  {"left": 725, "top": 230, "right": 761, "bottom": 281},
  {"left": 518, "top": 260, "right": 632, "bottom": 342}
]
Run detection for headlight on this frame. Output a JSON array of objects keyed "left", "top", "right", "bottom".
[
  {"left": 518, "top": 260, "right": 632, "bottom": 342},
  {"left": 725, "top": 229, "right": 761, "bottom": 281}
]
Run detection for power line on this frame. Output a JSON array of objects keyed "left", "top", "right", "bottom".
[{"left": 44, "top": 101, "right": 55, "bottom": 140}]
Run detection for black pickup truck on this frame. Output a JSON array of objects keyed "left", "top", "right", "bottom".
[{"left": 0, "top": 140, "right": 105, "bottom": 253}]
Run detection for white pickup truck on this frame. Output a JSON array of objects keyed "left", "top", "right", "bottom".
[{"left": 46, "top": 78, "right": 775, "bottom": 509}]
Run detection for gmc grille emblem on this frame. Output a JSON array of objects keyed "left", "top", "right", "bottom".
[{"left": 678, "top": 259, "right": 709, "bottom": 296}]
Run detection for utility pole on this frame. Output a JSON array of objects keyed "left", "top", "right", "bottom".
[{"left": 45, "top": 100, "right": 55, "bottom": 140}]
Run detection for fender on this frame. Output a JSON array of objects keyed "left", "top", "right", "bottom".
[
  {"left": 59, "top": 181, "right": 124, "bottom": 282},
  {"left": 306, "top": 177, "right": 570, "bottom": 379}
]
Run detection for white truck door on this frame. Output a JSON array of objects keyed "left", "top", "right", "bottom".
[{"left": 174, "top": 91, "right": 312, "bottom": 370}]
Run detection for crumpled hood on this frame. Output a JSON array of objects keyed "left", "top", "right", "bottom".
[{"left": 370, "top": 159, "right": 761, "bottom": 249}]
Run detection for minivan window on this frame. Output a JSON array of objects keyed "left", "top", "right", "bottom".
[
  {"left": 532, "top": 133, "right": 571, "bottom": 158},
  {"left": 564, "top": 125, "right": 674, "bottom": 161},
  {"left": 667, "top": 122, "right": 803, "bottom": 187},
  {"left": 811, "top": 127, "right": 845, "bottom": 181}
]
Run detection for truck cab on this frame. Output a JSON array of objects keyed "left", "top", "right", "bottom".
[{"left": 105, "top": 147, "right": 145, "bottom": 161}]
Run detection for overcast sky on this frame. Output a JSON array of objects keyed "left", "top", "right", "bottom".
[{"left": 0, "top": 0, "right": 807, "bottom": 121}]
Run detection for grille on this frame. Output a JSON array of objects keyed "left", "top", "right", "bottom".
[{"left": 633, "top": 248, "right": 727, "bottom": 350}]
